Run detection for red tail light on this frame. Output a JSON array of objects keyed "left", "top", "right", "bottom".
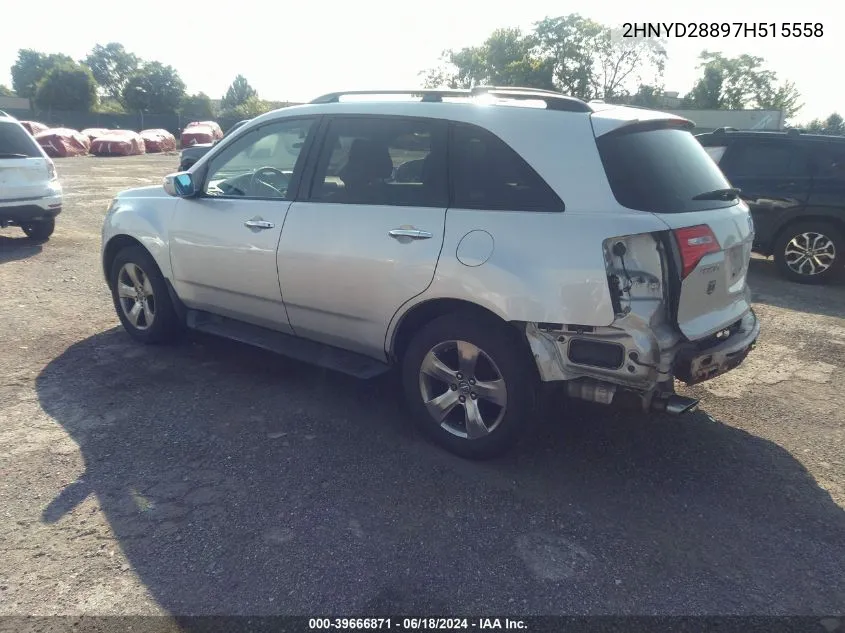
[{"left": 675, "top": 225, "right": 720, "bottom": 278}]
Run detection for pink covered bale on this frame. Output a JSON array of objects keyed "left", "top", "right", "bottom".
[
  {"left": 81, "top": 128, "right": 112, "bottom": 142},
  {"left": 90, "top": 131, "right": 146, "bottom": 156},
  {"left": 21, "top": 121, "right": 49, "bottom": 136},
  {"left": 34, "top": 128, "right": 90, "bottom": 157},
  {"left": 181, "top": 120, "right": 223, "bottom": 146},
  {"left": 140, "top": 128, "right": 177, "bottom": 153}
]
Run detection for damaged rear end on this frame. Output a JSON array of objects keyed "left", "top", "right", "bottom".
[{"left": 527, "top": 109, "right": 759, "bottom": 414}]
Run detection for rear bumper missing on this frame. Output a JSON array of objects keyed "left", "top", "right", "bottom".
[
  {"left": 525, "top": 309, "right": 759, "bottom": 405},
  {"left": 674, "top": 309, "right": 759, "bottom": 385}
]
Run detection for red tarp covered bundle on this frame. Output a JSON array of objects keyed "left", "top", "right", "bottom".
[
  {"left": 140, "top": 129, "right": 177, "bottom": 153},
  {"left": 90, "top": 130, "right": 146, "bottom": 156},
  {"left": 181, "top": 121, "right": 223, "bottom": 146},
  {"left": 21, "top": 121, "right": 49, "bottom": 136},
  {"left": 34, "top": 128, "right": 90, "bottom": 157},
  {"left": 81, "top": 128, "right": 112, "bottom": 142}
]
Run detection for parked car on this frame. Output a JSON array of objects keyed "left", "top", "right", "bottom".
[
  {"left": 101, "top": 87, "right": 759, "bottom": 458},
  {"left": 90, "top": 130, "right": 146, "bottom": 156},
  {"left": 0, "top": 111, "right": 62, "bottom": 239},
  {"left": 180, "top": 121, "right": 224, "bottom": 149},
  {"left": 178, "top": 119, "right": 250, "bottom": 171},
  {"left": 697, "top": 128, "right": 845, "bottom": 284},
  {"left": 34, "top": 128, "right": 90, "bottom": 157}
]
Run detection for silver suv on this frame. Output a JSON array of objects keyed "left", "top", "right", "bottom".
[
  {"left": 101, "top": 87, "right": 759, "bottom": 458},
  {"left": 0, "top": 111, "right": 62, "bottom": 240}
]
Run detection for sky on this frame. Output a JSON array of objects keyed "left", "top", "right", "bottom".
[{"left": 2, "top": 0, "right": 842, "bottom": 123}]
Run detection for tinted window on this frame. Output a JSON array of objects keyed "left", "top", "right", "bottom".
[
  {"left": 450, "top": 123, "right": 563, "bottom": 212},
  {"left": 310, "top": 116, "right": 447, "bottom": 208},
  {"left": 203, "top": 118, "right": 314, "bottom": 199},
  {"left": 597, "top": 127, "right": 735, "bottom": 213},
  {"left": 724, "top": 141, "right": 811, "bottom": 179},
  {"left": 0, "top": 121, "right": 42, "bottom": 157}
]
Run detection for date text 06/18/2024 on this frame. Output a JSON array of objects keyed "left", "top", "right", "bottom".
[
  {"left": 620, "top": 22, "right": 823, "bottom": 38},
  {"left": 308, "top": 618, "right": 527, "bottom": 630}
]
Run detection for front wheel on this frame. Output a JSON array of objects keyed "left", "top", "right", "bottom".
[
  {"left": 773, "top": 221, "right": 843, "bottom": 284},
  {"left": 401, "top": 313, "right": 537, "bottom": 459},
  {"left": 110, "top": 245, "right": 183, "bottom": 343},
  {"left": 21, "top": 218, "right": 55, "bottom": 240}
]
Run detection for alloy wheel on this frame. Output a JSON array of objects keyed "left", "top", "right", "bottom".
[
  {"left": 784, "top": 231, "right": 837, "bottom": 276},
  {"left": 418, "top": 340, "right": 508, "bottom": 439},
  {"left": 116, "top": 262, "right": 156, "bottom": 330}
]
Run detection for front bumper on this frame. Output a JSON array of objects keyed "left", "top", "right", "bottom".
[{"left": 674, "top": 310, "right": 760, "bottom": 385}]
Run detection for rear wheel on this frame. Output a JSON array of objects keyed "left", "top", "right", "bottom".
[
  {"left": 21, "top": 218, "right": 55, "bottom": 240},
  {"left": 110, "top": 245, "right": 183, "bottom": 343},
  {"left": 773, "top": 221, "right": 843, "bottom": 284},
  {"left": 401, "top": 312, "right": 537, "bottom": 459}
]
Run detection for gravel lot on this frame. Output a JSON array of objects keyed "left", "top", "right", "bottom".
[{"left": 1, "top": 154, "right": 843, "bottom": 617}]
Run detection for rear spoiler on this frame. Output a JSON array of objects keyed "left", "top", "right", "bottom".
[{"left": 590, "top": 107, "right": 694, "bottom": 138}]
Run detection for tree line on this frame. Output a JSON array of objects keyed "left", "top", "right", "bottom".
[
  {"left": 419, "top": 14, "right": 840, "bottom": 130},
  {"left": 1, "top": 17, "right": 841, "bottom": 132},
  {"left": 1, "top": 43, "right": 278, "bottom": 121}
]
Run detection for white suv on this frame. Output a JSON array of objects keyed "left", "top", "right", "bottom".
[
  {"left": 101, "top": 87, "right": 759, "bottom": 458},
  {"left": 0, "top": 111, "right": 62, "bottom": 239}
]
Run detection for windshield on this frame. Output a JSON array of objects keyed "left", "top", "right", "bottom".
[
  {"left": 596, "top": 126, "right": 736, "bottom": 213},
  {"left": 0, "top": 121, "right": 42, "bottom": 158}
]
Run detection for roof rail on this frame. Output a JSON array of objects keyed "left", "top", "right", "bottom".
[
  {"left": 309, "top": 87, "right": 592, "bottom": 113},
  {"left": 713, "top": 127, "right": 737, "bottom": 135}
]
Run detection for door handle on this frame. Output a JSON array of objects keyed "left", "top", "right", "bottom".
[
  {"left": 244, "top": 219, "right": 274, "bottom": 229},
  {"left": 388, "top": 228, "right": 433, "bottom": 240}
]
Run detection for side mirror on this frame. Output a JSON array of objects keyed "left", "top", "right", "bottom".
[{"left": 163, "top": 172, "right": 196, "bottom": 197}]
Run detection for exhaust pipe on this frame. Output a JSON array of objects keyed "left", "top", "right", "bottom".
[{"left": 652, "top": 394, "right": 699, "bottom": 415}]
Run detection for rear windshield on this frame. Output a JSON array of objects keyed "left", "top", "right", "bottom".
[
  {"left": 596, "top": 126, "right": 735, "bottom": 213},
  {"left": 0, "top": 121, "right": 42, "bottom": 158}
]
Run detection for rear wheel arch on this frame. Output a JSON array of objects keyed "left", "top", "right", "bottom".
[{"left": 389, "top": 298, "right": 531, "bottom": 364}]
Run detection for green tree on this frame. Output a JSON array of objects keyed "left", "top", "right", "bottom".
[
  {"left": 683, "top": 51, "right": 802, "bottom": 120},
  {"left": 122, "top": 62, "right": 186, "bottom": 114},
  {"left": 180, "top": 92, "right": 216, "bottom": 119},
  {"left": 420, "top": 16, "right": 664, "bottom": 101},
  {"left": 628, "top": 84, "right": 665, "bottom": 108},
  {"left": 801, "top": 113, "right": 844, "bottom": 135},
  {"left": 533, "top": 15, "right": 602, "bottom": 99},
  {"left": 84, "top": 42, "right": 140, "bottom": 101},
  {"left": 11, "top": 49, "right": 74, "bottom": 107},
  {"left": 421, "top": 28, "right": 554, "bottom": 90},
  {"left": 34, "top": 63, "right": 98, "bottom": 112},
  {"left": 0, "top": 85, "right": 15, "bottom": 96},
  {"left": 592, "top": 28, "right": 666, "bottom": 101},
  {"left": 221, "top": 75, "right": 258, "bottom": 111},
  {"left": 225, "top": 95, "right": 270, "bottom": 118}
]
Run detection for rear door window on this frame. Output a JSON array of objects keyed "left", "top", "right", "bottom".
[
  {"left": 721, "top": 141, "right": 811, "bottom": 179},
  {"left": 449, "top": 123, "right": 564, "bottom": 212},
  {"left": 596, "top": 126, "right": 735, "bottom": 213},
  {"left": 0, "top": 121, "right": 42, "bottom": 157}
]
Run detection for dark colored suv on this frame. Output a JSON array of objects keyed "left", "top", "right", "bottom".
[{"left": 697, "top": 128, "right": 845, "bottom": 284}]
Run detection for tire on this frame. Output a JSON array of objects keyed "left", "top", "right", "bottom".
[
  {"left": 773, "top": 221, "right": 844, "bottom": 284},
  {"left": 21, "top": 218, "right": 55, "bottom": 240},
  {"left": 109, "top": 245, "right": 183, "bottom": 344},
  {"left": 401, "top": 312, "right": 537, "bottom": 459}
]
